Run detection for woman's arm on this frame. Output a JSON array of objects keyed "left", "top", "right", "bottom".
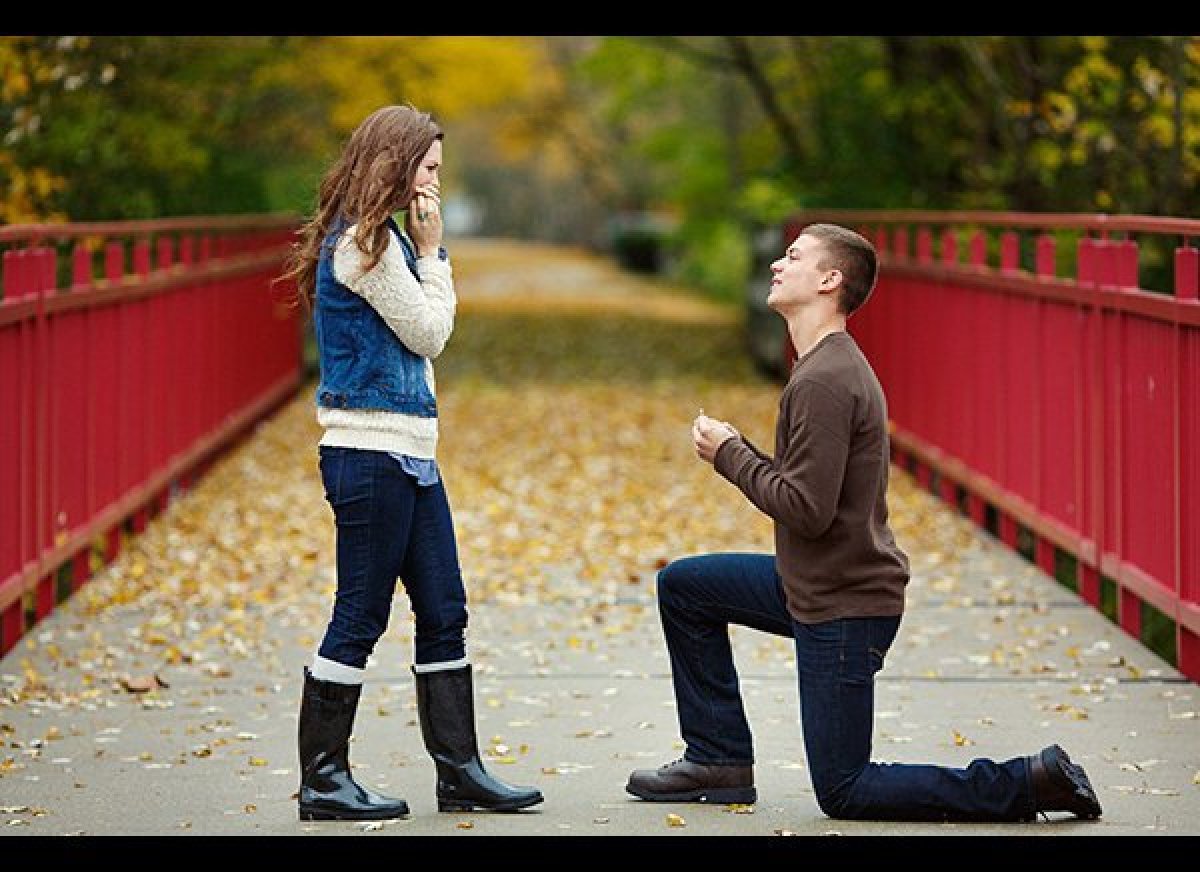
[{"left": 332, "top": 225, "right": 456, "bottom": 359}]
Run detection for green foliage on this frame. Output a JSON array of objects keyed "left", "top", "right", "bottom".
[
  {"left": 670, "top": 216, "right": 751, "bottom": 304},
  {"left": 550, "top": 35, "right": 1200, "bottom": 300},
  {"left": 3, "top": 34, "right": 1197, "bottom": 295},
  {"left": 1, "top": 36, "right": 307, "bottom": 219},
  {"left": 0, "top": 35, "right": 544, "bottom": 222}
]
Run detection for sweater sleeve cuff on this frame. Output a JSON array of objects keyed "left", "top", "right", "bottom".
[
  {"left": 713, "top": 436, "right": 752, "bottom": 482},
  {"left": 415, "top": 254, "right": 452, "bottom": 279}
]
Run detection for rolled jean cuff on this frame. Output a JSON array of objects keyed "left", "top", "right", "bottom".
[
  {"left": 411, "top": 656, "right": 470, "bottom": 674},
  {"left": 310, "top": 654, "right": 367, "bottom": 685}
]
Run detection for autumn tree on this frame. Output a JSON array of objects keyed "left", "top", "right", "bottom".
[
  {"left": 0, "top": 36, "right": 546, "bottom": 222},
  {"left": 537, "top": 36, "right": 1200, "bottom": 300}
]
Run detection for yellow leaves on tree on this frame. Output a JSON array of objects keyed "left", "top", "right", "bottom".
[
  {"left": 266, "top": 37, "right": 546, "bottom": 137},
  {"left": 0, "top": 153, "right": 65, "bottom": 224},
  {"left": 0, "top": 38, "right": 67, "bottom": 223}
]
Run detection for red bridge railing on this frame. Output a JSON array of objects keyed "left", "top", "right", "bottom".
[
  {"left": 785, "top": 210, "right": 1200, "bottom": 681},
  {"left": 0, "top": 214, "right": 303, "bottom": 655}
]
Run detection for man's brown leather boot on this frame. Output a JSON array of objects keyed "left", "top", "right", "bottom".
[
  {"left": 626, "top": 758, "right": 756, "bottom": 804},
  {"left": 1027, "top": 744, "right": 1102, "bottom": 820}
]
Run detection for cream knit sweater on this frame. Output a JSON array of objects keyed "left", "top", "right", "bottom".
[{"left": 316, "top": 223, "right": 456, "bottom": 458}]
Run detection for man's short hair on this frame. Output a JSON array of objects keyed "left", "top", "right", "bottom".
[{"left": 800, "top": 223, "right": 879, "bottom": 315}]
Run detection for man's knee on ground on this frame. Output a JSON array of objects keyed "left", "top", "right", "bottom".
[{"left": 812, "top": 779, "right": 858, "bottom": 820}]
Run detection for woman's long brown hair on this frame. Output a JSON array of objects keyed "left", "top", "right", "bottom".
[{"left": 278, "top": 105, "right": 443, "bottom": 312}]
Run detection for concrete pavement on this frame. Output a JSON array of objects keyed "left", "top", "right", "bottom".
[{"left": 2, "top": 493, "right": 1197, "bottom": 837}]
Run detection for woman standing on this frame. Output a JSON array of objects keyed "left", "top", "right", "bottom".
[{"left": 280, "top": 104, "right": 543, "bottom": 821}]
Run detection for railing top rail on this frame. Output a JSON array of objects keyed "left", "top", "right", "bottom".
[
  {"left": 789, "top": 209, "right": 1200, "bottom": 237},
  {"left": 0, "top": 212, "right": 302, "bottom": 244}
]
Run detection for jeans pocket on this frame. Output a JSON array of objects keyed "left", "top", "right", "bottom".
[
  {"left": 321, "top": 448, "right": 376, "bottom": 513},
  {"left": 319, "top": 449, "right": 343, "bottom": 504}
]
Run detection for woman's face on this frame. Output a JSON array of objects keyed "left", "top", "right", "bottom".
[{"left": 410, "top": 138, "right": 442, "bottom": 201}]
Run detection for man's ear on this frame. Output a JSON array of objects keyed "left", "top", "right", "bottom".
[{"left": 819, "top": 269, "right": 843, "bottom": 294}]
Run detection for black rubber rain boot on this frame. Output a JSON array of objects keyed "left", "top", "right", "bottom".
[
  {"left": 297, "top": 667, "right": 410, "bottom": 821},
  {"left": 413, "top": 664, "right": 544, "bottom": 812}
]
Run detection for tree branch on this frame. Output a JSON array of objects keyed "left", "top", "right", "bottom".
[
  {"left": 722, "top": 36, "right": 806, "bottom": 167},
  {"left": 647, "top": 36, "right": 735, "bottom": 69}
]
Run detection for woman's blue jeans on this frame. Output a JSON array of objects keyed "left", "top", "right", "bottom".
[
  {"left": 656, "top": 553, "right": 1035, "bottom": 821},
  {"left": 316, "top": 446, "right": 467, "bottom": 669}
]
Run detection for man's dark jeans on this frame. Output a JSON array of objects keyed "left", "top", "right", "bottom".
[
  {"left": 316, "top": 446, "right": 467, "bottom": 669},
  {"left": 656, "top": 553, "right": 1035, "bottom": 821}
]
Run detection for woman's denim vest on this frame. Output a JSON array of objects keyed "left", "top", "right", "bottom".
[{"left": 314, "top": 217, "right": 437, "bottom": 417}]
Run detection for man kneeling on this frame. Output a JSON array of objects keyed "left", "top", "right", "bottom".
[{"left": 626, "top": 223, "right": 1101, "bottom": 822}]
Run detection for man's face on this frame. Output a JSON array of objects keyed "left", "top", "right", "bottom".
[{"left": 767, "top": 234, "right": 838, "bottom": 314}]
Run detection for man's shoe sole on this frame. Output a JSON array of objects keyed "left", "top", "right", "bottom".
[{"left": 625, "top": 784, "right": 756, "bottom": 804}]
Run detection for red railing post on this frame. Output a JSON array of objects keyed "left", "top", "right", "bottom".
[
  {"left": 33, "top": 247, "right": 55, "bottom": 621},
  {"left": 102, "top": 240, "right": 124, "bottom": 563},
  {"left": 969, "top": 230, "right": 987, "bottom": 268},
  {"left": 1032, "top": 234, "right": 1060, "bottom": 579},
  {"left": 1036, "top": 233, "right": 1056, "bottom": 278},
  {"left": 71, "top": 240, "right": 94, "bottom": 593},
  {"left": 1117, "top": 238, "right": 1139, "bottom": 289},
  {"left": 873, "top": 227, "right": 888, "bottom": 259},
  {"left": 1000, "top": 231, "right": 1019, "bottom": 272},
  {"left": 1077, "top": 233, "right": 1105, "bottom": 607},
  {"left": 1178, "top": 245, "right": 1199, "bottom": 302},
  {"left": 916, "top": 227, "right": 933, "bottom": 264},
  {"left": 129, "top": 239, "right": 151, "bottom": 533},
  {"left": 20, "top": 250, "right": 39, "bottom": 629},
  {"left": 153, "top": 235, "right": 175, "bottom": 515},
  {"left": 1175, "top": 242, "right": 1199, "bottom": 678},
  {"left": 940, "top": 228, "right": 958, "bottom": 267},
  {"left": 2, "top": 250, "right": 29, "bottom": 653}
]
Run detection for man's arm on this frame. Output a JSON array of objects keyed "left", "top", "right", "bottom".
[{"left": 711, "top": 380, "right": 851, "bottom": 538}]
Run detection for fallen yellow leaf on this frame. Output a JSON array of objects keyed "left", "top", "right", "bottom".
[{"left": 120, "top": 674, "right": 168, "bottom": 693}]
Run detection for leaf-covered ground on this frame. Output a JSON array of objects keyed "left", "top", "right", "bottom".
[{"left": 1, "top": 239, "right": 1196, "bottom": 835}]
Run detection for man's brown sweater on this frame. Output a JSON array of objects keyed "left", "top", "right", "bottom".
[{"left": 714, "top": 331, "right": 909, "bottom": 623}]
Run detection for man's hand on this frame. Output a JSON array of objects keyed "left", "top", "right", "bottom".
[{"left": 693, "top": 412, "right": 738, "bottom": 465}]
